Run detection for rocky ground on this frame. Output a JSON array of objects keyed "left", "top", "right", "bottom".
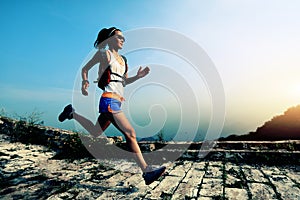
[
  {"left": 1, "top": 132, "right": 299, "bottom": 200},
  {"left": 0, "top": 116, "right": 299, "bottom": 199}
]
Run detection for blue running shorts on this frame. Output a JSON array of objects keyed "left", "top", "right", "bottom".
[{"left": 99, "top": 97, "right": 122, "bottom": 113}]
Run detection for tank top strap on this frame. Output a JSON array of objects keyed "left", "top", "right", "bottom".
[{"left": 107, "top": 50, "right": 116, "bottom": 65}]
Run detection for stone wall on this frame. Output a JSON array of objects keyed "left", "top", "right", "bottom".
[
  {"left": 1, "top": 116, "right": 300, "bottom": 199},
  {"left": 0, "top": 116, "right": 119, "bottom": 159},
  {"left": 0, "top": 116, "right": 299, "bottom": 164}
]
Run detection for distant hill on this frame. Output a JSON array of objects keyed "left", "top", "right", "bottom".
[{"left": 220, "top": 105, "right": 300, "bottom": 141}]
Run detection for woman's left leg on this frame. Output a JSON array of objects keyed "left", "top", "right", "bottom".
[{"left": 73, "top": 112, "right": 111, "bottom": 137}]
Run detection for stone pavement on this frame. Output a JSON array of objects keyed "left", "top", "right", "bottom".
[{"left": 1, "top": 136, "right": 299, "bottom": 200}]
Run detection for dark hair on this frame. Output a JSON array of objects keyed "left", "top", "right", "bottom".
[{"left": 94, "top": 27, "right": 121, "bottom": 48}]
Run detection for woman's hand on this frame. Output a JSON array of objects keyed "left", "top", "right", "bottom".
[
  {"left": 123, "top": 66, "right": 150, "bottom": 85},
  {"left": 81, "top": 80, "right": 89, "bottom": 96},
  {"left": 137, "top": 66, "right": 150, "bottom": 79}
]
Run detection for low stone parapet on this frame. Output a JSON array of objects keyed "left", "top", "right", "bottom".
[{"left": 0, "top": 116, "right": 299, "bottom": 164}]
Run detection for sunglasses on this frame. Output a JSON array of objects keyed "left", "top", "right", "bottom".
[{"left": 115, "top": 35, "right": 125, "bottom": 42}]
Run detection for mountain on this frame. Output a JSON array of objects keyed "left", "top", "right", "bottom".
[{"left": 220, "top": 105, "right": 300, "bottom": 141}]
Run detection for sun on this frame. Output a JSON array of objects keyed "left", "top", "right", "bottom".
[{"left": 288, "top": 84, "right": 300, "bottom": 100}]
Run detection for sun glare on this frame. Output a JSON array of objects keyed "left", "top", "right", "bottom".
[{"left": 288, "top": 84, "right": 300, "bottom": 99}]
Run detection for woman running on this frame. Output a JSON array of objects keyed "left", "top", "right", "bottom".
[{"left": 58, "top": 27, "right": 165, "bottom": 185}]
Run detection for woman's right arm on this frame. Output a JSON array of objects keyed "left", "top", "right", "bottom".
[{"left": 81, "top": 51, "right": 101, "bottom": 96}]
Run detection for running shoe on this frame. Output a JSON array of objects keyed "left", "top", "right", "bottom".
[
  {"left": 143, "top": 165, "right": 166, "bottom": 185},
  {"left": 58, "top": 104, "right": 74, "bottom": 122}
]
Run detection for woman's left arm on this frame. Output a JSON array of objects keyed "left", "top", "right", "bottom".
[{"left": 126, "top": 66, "right": 150, "bottom": 85}]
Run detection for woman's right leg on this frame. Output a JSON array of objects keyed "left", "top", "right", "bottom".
[
  {"left": 107, "top": 112, "right": 166, "bottom": 185},
  {"left": 105, "top": 112, "right": 148, "bottom": 171},
  {"left": 73, "top": 112, "right": 111, "bottom": 137}
]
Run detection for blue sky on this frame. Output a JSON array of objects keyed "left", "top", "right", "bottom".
[{"left": 1, "top": 0, "right": 300, "bottom": 140}]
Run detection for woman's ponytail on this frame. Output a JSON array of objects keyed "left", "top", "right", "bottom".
[{"left": 94, "top": 27, "right": 121, "bottom": 49}]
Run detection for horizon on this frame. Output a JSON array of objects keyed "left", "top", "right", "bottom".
[
  {"left": 1, "top": 102, "right": 299, "bottom": 142},
  {"left": 1, "top": 1, "right": 300, "bottom": 141}
]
